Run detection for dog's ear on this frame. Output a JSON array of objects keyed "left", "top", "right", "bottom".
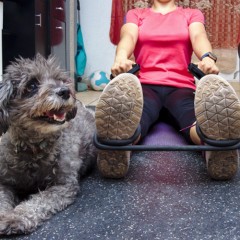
[
  {"left": 66, "top": 107, "right": 77, "bottom": 121},
  {"left": 0, "top": 81, "right": 13, "bottom": 135}
]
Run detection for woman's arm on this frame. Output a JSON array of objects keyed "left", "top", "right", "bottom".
[
  {"left": 189, "top": 22, "right": 219, "bottom": 74},
  {"left": 111, "top": 23, "right": 139, "bottom": 77}
]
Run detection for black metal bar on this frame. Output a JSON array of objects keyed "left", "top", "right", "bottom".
[
  {"left": 188, "top": 63, "right": 205, "bottom": 80},
  {"left": 94, "top": 134, "right": 240, "bottom": 152}
]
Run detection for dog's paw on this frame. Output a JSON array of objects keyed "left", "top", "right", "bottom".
[{"left": 0, "top": 213, "right": 35, "bottom": 235}]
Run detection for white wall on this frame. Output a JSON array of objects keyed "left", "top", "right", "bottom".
[{"left": 79, "top": 0, "right": 116, "bottom": 78}]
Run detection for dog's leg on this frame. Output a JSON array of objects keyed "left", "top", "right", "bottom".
[
  {"left": 0, "top": 185, "right": 18, "bottom": 215},
  {"left": 0, "top": 182, "right": 79, "bottom": 235}
]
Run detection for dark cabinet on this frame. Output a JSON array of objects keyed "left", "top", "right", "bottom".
[
  {"left": 2, "top": 0, "right": 67, "bottom": 71},
  {"left": 35, "top": 0, "right": 48, "bottom": 58},
  {"left": 50, "top": 0, "right": 66, "bottom": 69}
]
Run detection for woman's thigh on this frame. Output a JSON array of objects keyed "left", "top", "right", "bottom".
[
  {"left": 140, "top": 85, "right": 163, "bottom": 138},
  {"left": 163, "top": 87, "right": 196, "bottom": 142}
]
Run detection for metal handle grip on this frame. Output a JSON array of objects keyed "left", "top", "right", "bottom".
[
  {"left": 56, "top": 7, "right": 64, "bottom": 11},
  {"left": 35, "top": 14, "right": 41, "bottom": 27},
  {"left": 110, "top": 64, "right": 140, "bottom": 80}
]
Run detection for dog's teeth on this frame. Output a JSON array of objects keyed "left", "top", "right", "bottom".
[{"left": 53, "top": 113, "right": 66, "bottom": 121}]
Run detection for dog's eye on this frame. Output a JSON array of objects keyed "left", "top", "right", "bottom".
[
  {"left": 23, "top": 78, "right": 39, "bottom": 97},
  {"left": 26, "top": 79, "right": 38, "bottom": 92}
]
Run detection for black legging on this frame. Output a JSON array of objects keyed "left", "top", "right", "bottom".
[{"left": 140, "top": 84, "right": 196, "bottom": 144}]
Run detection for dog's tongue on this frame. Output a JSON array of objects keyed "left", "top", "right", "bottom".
[{"left": 46, "top": 110, "right": 66, "bottom": 121}]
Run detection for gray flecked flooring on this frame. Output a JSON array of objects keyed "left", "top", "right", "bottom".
[{"left": 5, "top": 148, "right": 240, "bottom": 240}]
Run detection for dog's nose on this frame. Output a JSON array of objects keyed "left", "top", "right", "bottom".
[{"left": 57, "top": 87, "right": 70, "bottom": 100}]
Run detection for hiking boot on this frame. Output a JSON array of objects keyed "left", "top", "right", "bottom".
[
  {"left": 95, "top": 73, "right": 143, "bottom": 178},
  {"left": 195, "top": 74, "right": 240, "bottom": 180}
]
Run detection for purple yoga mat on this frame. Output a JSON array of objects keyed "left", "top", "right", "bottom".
[{"left": 140, "top": 122, "right": 188, "bottom": 146}]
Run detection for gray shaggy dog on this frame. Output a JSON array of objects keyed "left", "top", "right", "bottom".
[{"left": 0, "top": 54, "right": 97, "bottom": 235}]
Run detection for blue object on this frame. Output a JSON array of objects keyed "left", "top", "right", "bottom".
[
  {"left": 89, "top": 71, "right": 110, "bottom": 91},
  {"left": 75, "top": 0, "right": 87, "bottom": 77},
  {"left": 93, "top": 71, "right": 110, "bottom": 87}
]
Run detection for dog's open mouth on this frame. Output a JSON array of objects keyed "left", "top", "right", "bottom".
[{"left": 39, "top": 109, "right": 67, "bottom": 124}]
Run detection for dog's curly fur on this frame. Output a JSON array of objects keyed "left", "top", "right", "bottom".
[{"left": 0, "top": 54, "right": 97, "bottom": 235}]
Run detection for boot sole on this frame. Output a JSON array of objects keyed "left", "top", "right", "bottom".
[
  {"left": 95, "top": 73, "right": 143, "bottom": 178},
  {"left": 195, "top": 74, "right": 240, "bottom": 180}
]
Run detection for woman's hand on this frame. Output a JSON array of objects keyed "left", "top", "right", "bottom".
[
  {"left": 111, "top": 58, "right": 136, "bottom": 78},
  {"left": 197, "top": 57, "right": 219, "bottom": 75}
]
